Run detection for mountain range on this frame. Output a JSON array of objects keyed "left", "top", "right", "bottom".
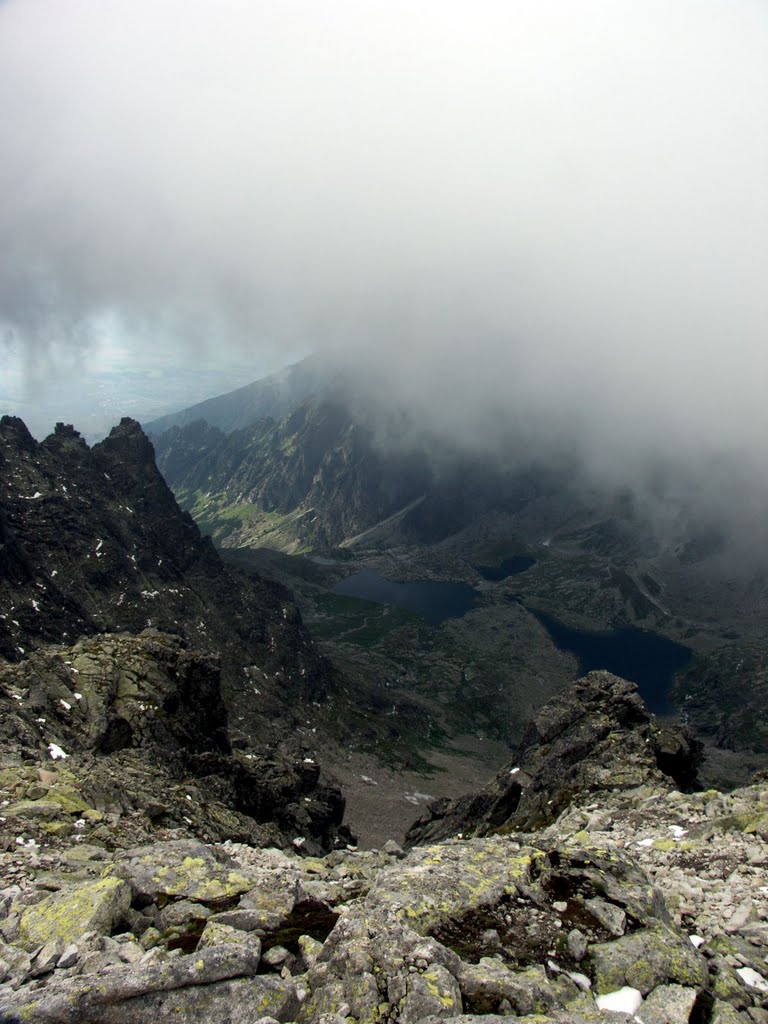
[
  {"left": 146, "top": 361, "right": 768, "bottom": 786},
  {"left": 1, "top": 369, "right": 767, "bottom": 1022}
]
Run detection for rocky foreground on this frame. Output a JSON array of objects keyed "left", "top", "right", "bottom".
[{"left": 0, "top": 672, "right": 766, "bottom": 1023}]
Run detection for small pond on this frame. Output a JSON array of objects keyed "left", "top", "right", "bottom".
[
  {"left": 476, "top": 555, "right": 537, "bottom": 582},
  {"left": 528, "top": 607, "right": 692, "bottom": 715},
  {"left": 333, "top": 570, "right": 479, "bottom": 627}
]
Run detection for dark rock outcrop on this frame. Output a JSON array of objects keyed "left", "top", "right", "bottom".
[
  {"left": 0, "top": 414, "right": 335, "bottom": 726},
  {"left": 153, "top": 399, "right": 434, "bottom": 551},
  {"left": 0, "top": 631, "right": 348, "bottom": 852},
  {"left": 406, "top": 671, "right": 703, "bottom": 846},
  {"left": 0, "top": 415, "right": 351, "bottom": 850}
]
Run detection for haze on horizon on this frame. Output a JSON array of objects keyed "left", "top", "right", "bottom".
[{"left": 0, "top": 1, "right": 766, "bottom": 512}]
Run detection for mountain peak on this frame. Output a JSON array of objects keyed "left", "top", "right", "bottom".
[{"left": 0, "top": 414, "right": 37, "bottom": 450}]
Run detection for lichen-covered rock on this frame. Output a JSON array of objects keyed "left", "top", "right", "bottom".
[
  {"left": 156, "top": 899, "right": 211, "bottom": 930},
  {"left": 17, "top": 876, "right": 131, "bottom": 952},
  {"left": 590, "top": 925, "right": 708, "bottom": 995},
  {"left": 197, "top": 920, "right": 262, "bottom": 957},
  {"left": 400, "top": 963, "right": 462, "bottom": 1022},
  {"left": 113, "top": 839, "right": 252, "bottom": 906},
  {"left": 0, "top": 669, "right": 765, "bottom": 1024},
  {"left": 710, "top": 1000, "right": 752, "bottom": 1023},
  {"left": 640, "top": 983, "right": 698, "bottom": 1024},
  {"left": 458, "top": 959, "right": 574, "bottom": 1015},
  {"left": 0, "top": 944, "right": 264, "bottom": 1023}
]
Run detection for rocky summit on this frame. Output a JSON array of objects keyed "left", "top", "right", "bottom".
[
  {"left": 1, "top": 672, "right": 766, "bottom": 1023},
  {"left": 0, "top": 415, "right": 352, "bottom": 851}
]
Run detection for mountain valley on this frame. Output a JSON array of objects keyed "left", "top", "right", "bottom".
[
  {"left": 150, "top": 365, "right": 768, "bottom": 796},
  {"left": 1, "top": 377, "right": 767, "bottom": 1023}
]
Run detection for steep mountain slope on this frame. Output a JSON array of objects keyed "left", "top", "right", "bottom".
[
  {"left": 0, "top": 415, "right": 332, "bottom": 734},
  {"left": 153, "top": 399, "right": 435, "bottom": 552},
  {"left": 152, "top": 397, "right": 573, "bottom": 554},
  {"left": 0, "top": 414, "right": 352, "bottom": 849},
  {"left": 144, "top": 354, "right": 333, "bottom": 436}
]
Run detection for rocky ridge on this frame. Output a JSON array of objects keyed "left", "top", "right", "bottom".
[
  {"left": 152, "top": 399, "right": 435, "bottom": 552},
  {"left": 0, "top": 416, "right": 333, "bottom": 725},
  {"left": 405, "top": 672, "right": 703, "bottom": 845},
  {"left": 0, "top": 673, "right": 766, "bottom": 1023},
  {"left": 0, "top": 630, "right": 349, "bottom": 856},
  {"left": 0, "top": 415, "right": 351, "bottom": 850}
]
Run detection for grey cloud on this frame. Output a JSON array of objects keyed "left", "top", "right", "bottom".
[{"left": 0, "top": 0, "right": 767, "bottom": 509}]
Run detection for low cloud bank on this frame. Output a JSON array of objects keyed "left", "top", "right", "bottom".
[{"left": 0, "top": 0, "right": 766, "bottom": 520}]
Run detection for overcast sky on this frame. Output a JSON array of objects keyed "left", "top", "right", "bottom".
[{"left": 0, "top": 0, "right": 766, "bottom": 501}]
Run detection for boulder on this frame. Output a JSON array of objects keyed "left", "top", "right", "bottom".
[
  {"left": 113, "top": 839, "right": 252, "bottom": 907},
  {"left": 0, "top": 944, "right": 266, "bottom": 1024},
  {"left": 590, "top": 926, "right": 708, "bottom": 996},
  {"left": 17, "top": 877, "right": 131, "bottom": 952}
]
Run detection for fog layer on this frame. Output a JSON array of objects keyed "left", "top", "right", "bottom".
[{"left": 1, "top": 1, "right": 766, "bottom": 493}]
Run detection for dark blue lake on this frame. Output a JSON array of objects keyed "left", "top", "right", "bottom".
[
  {"left": 476, "top": 556, "right": 536, "bottom": 582},
  {"left": 333, "top": 570, "right": 479, "bottom": 627},
  {"left": 529, "top": 607, "right": 692, "bottom": 715}
]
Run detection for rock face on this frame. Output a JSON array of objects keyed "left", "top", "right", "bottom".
[
  {"left": 0, "top": 631, "right": 349, "bottom": 852},
  {"left": 151, "top": 394, "right": 563, "bottom": 553},
  {"left": 406, "top": 671, "right": 703, "bottom": 846},
  {"left": 153, "top": 399, "right": 434, "bottom": 552},
  {"left": 0, "top": 416, "right": 333, "bottom": 727},
  {"left": 0, "top": 415, "right": 352, "bottom": 850}
]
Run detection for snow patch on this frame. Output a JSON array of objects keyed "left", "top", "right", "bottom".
[
  {"left": 737, "top": 967, "right": 768, "bottom": 993},
  {"left": 47, "top": 743, "right": 68, "bottom": 760},
  {"left": 595, "top": 987, "right": 643, "bottom": 1014},
  {"left": 404, "top": 791, "right": 434, "bottom": 806}
]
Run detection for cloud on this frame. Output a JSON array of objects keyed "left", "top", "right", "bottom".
[{"left": 0, "top": 0, "right": 767, "bottom": 500}]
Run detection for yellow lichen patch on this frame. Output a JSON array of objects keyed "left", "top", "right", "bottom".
[
  {"left": 300, "top": 857, "right": 326, "bottom": 874},
  {"left": 140, "top": 855, "right": 251, "bottom": 904},
  {"left": 385, "top": 846, "right": 534, "bottom": 933},
  {"left": 17, "top": 876, "right": 131, "bottom": 952},
  {"left": 46, "top": 785, "right": 90, "bottom": 814}
]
